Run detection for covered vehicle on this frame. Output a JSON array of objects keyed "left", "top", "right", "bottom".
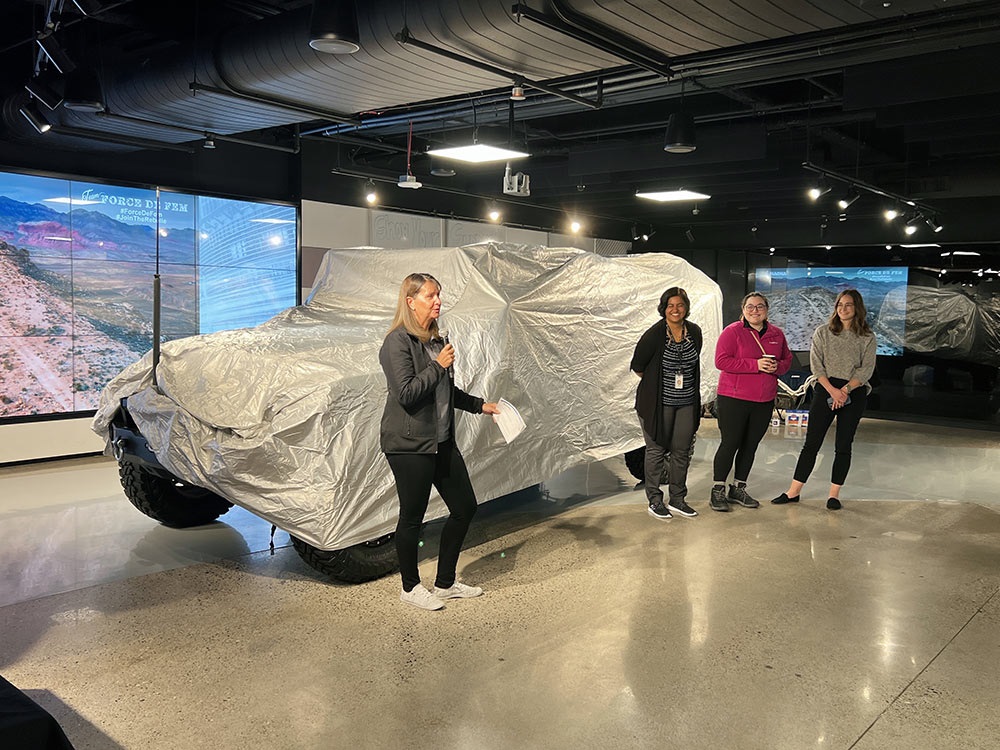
[{"left": 93, "top": 242, "right": 722, "bottom": 582}]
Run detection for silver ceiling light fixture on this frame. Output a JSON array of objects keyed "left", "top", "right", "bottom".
[
  {"left": 664, "top": 77, "right": 696, "bottom": 154},
  {"left": 364, "top": 179, "right": 378, "bottom": 205},
  {"left": 62, "top": 66, "right": 105, "bottom": 111},
  {"left": 25, "top": 73, "right": 63, "bottom": 110},
  {"left": 308, "top": 0, "right": 360, "bottom": 54},
  {"left": 203, "top": 134, "right": 216, "bottom": 149},
  {"left": 398, "top": 120, "right": 422, "bottom": 189},
  {"left": 837, "top": 187, "right": 860, "bottom": 210},
  {"left": 19, "top": 100, "right": 52, "bottom": 134}
]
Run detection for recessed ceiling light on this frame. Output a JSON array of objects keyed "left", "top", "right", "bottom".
[
  {"left": 426, "top": 144, "right": 529, "bottom": 163},
  {"left": 636, "top": 189, "right": 711, "bottom": 202}
]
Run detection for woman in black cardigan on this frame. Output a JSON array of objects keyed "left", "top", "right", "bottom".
[
  {"left": 630, "top": 286, "right": 703, "bottom": 520},
  {"left": 379, "top": 272, "right": 499, "bottom": 611}
]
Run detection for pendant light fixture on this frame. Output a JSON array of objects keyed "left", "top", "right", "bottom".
[
  {"left": 308, "top": 0, "right": 360, "bottom": 54},
  {"left": 664, "top": 78, "right": 696, "bottom": 154},
  {"left": 398, "top": 121, "right": 422, "bottom": 189}
]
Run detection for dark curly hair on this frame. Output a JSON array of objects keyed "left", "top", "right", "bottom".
[{"left": 657, "top": 286, "right": 690, "bottom": 318}]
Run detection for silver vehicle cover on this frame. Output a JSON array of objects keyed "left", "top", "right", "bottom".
[{"left": 93, "top": 243, "right": 723, "bottom": 550}]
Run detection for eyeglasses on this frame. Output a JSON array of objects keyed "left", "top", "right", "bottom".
[{"left": 743, "top": 304, "right": 767, "bottom": 312}]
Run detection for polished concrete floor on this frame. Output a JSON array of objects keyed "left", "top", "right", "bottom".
[{"left": 1, "top": 418, "right": 999, "bottom": 749}]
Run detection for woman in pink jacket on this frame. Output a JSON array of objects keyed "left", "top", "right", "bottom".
[{"left": 709, "top": 293, "right": 792, "bottom": 512}]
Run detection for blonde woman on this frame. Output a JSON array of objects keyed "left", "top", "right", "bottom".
[{"left": 379, "top": 273, "right": 500, "bottom": 610}]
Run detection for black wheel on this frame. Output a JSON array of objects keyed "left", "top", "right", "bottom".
[
  {"left": 291, "top": 534, "right": 399, "bottom": 583},
  {"left": 118, "top": 461, "right": 233, "bottom": 528}
]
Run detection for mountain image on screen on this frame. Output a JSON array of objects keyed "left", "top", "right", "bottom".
[
  {"left": 0, "top": 196, "right": 196, "bottom": 417},
  {"left": 757, "top": 267, "right": 907, "bottom": 356}
]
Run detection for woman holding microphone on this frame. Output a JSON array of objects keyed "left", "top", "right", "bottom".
[{"left": 709, "top": 293, "right": 792, "bottom": 512}]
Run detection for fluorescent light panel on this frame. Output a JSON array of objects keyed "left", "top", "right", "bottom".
[
  {"left": 426, "top": 144, "right": 529, "bottom": 163},
  {"left": 636, "top": 189, "right": 711, "bottom": 202}
]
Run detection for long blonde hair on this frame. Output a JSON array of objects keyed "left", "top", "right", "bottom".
[
  {"left": 828, "top": 289, "right": 873, "bottom": 336},
  {"left": 387, "top": 272, "right": 441, "bottom": 342}
]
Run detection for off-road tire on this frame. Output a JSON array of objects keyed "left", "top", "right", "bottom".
[
  {"left": 118, "top": 461, "right": 233, "bottom": 528},
  {"left": 291, "top": 534, "right": 399, "bottom": 583}
]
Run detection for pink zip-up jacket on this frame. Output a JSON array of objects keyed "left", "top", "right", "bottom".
[{"left": 714, "top": 320, "right": 793, "bottom": 403}]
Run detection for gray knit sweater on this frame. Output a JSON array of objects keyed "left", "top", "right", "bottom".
[{"left": 809, "top": 324, "right": 877, "bottom": 393}]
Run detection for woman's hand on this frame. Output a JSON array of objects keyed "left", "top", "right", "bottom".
[
  {"left": 828, "top": 386, "right": 848, "bottom": 409},
  {"left": 436, "top": 343, "right": 455, "bottom": 369},
  {"left": 757, "top": 356, "right": 777, "bottom": 373},
  {"left": 482, "top": 402, "right": 501, "bottom": 415}
]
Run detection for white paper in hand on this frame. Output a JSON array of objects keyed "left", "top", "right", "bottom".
[{"left": 492, "top": 398, "right": 526, "bottom": 444}]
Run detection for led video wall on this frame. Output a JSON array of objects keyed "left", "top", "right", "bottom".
[
  {"left": 0, "top": 170, "right": 297, "bottom": 419},
  {"left": 754, "top": 266, "right": 908, "bottom": 356}
]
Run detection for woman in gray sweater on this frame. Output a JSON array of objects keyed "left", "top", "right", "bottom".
[
  {"left": 772, "top": 289, "right": 877, "bottom": 510},
  {"left": 379, "top": 272, "right": 499, "bottom": 610}
]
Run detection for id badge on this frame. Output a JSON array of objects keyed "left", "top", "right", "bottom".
[{"left": 674, "top": 373, "right": 684, "bottom": 389}]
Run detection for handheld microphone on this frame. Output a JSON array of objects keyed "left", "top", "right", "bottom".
[{"left": 438, "top": 324, "right": 453, "bottom": 379}]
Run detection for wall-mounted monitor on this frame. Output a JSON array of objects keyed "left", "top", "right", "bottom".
[
  {"left": 754, "top": 266, "right": 908, "bottom": 356},
  {"left": 0, "top": 170, "right": 297, "bottom": 421}
]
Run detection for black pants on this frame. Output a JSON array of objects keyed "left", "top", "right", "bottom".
[
  {"left": 385, "top": 440, "right": 478, "bottom": 592},
  {"left": 793, "top": 379, "right": 867, "bottom": 486},
  {"left": 640, "top": 404, "right": 697, "bottom": 506},
  {"left": 712, "top": 395, "right": 774, "bottom": 484}
]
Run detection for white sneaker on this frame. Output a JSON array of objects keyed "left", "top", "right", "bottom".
[
  {"left": 433, "top": 582, "right": 483, "bottom": 599},
  {"left": 400, "top": 584, "right": 444, "bottom": 610}
]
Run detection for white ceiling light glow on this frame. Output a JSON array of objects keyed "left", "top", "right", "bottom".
[
  {"left": 426, "top": 143, "right": 529, "bottom": 164},
  {"left": 636, "top": 189, "right": 711, "bottom": 202}
]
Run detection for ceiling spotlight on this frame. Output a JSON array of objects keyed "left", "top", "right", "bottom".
[
  {"left": 904, "top": 214, "right": 921, "bottom": 235},
  {"left": 69, "top": 0, "right": 102, "bottom": 14},
  {"left": 664, "top": 111, "right": 696, "bottom": 154},
  {"left": 487, "top": 207, "right": 501, "bottom": 222},
  {"left": 925, "top": 216, "right": 943, "bottom": 233},
  {"left": 631, "top": 224, "right": 641, "bottom": 241},
  {"left": 685, "top": 228, "right": 695, "bottom": 243},
  {"left": 19, "top": 101, "right": 52, "bottom": 134},
  {"left": 24, "top": 75, "right": 63, "bottom": 110},
  {"left": 750, "top": 223, "right": 759, "bottom": 234},
  {"left": 886, "top": 245, "right": 893, "bottom": 250},
  {"left": 839, "top": 213, "right": 847, "bottom": 222},
  {"left": 203, "top": 136, "right": 216, "bottom": 149},
  {"left": 35, "top": 35, "right": 76, "bottom": 74},
  {"left": 769, "top": 247, "right": 775, "bottom": 255},
  {"left": 807, "top": 178, "right": 832, "bottom": 201},
  {"left": 510, "top": 84, "right": 526, "bottom": 101},
  {"left": 837, "top": 187, "right": 860, "bottom": 210},
  {"left": 364, "top": 179, "right": 378, "bottom": 205},
  {"left": 62, "top": 67, "right": 105, "bottom": 112},
  {"left": 884, "top": 207, "right": 900, "bottom": 221},
  {"left": 308, "top": 0, "right": 361, "bottom": 54},
  {"left": 570, "top": 220, "right": 582, "bottom": 234}
]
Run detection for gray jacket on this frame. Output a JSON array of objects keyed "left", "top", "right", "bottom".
[{"left": 378, "top": 326, "right": 484, "bottom": 454}]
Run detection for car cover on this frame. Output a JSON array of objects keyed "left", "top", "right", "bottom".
[{"left": 93, "top": 243, "right": 723, "bottom": 550}]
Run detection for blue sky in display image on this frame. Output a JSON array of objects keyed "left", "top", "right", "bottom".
[{"left": 768, "top": 266, "right": 908, "bottom": 284}]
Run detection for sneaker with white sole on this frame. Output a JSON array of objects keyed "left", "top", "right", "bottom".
[
  {"left": 667, "top": 500, "right": 698, "bottom": 518},
  {"left": 400, "top": 584, "right": 444, "bottom": 610},
  {"left": 433, "top": 582, "right": 483, "bottom": 599},
  {"left": 647, "top": 502, "right": 672, "bottom": 520}
]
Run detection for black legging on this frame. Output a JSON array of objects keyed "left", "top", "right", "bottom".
[
  {"left": 385, "top": 440, "right": 478, "bottom": 592},
  {"left": 712, "top": 394, "right": 774, "bottom": 483},
  {"left": 793, "top": 379, "right": 868, "bottom": 486}
]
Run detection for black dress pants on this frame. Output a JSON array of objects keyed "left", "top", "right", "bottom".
[
  {"left": 793, "top": 379, "right": 867, "bottom": 486},
  {"left": 712, "top": 394, "right": 774, "bottom": 483},
  {"left": 386, "top": 440, "right": 478, "bottom": 592}
]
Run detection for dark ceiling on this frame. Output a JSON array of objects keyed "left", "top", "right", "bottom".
[{"left": 3, "top": 0, "right": 1000, "bottom": 272}]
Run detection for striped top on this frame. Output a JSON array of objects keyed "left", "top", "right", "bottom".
[{"left": 661, "top": 332, "right": 699, "bottom": 406}]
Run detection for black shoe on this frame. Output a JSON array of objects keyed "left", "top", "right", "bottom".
[
  {"left": 827, "top": 497, "right": 842, "bottom": 510},
  {"left": 668, "top": 500, "right": 698, "bottom": 518},
  {"left": 647, "top": 502, "right": 673, "bottom": 520},
  {"left": 709, "top": 485, "right": 731, "bottom": 512},
  {"left": 727, "top": 484, "right": 760, "bottom": 508},
  {"left": 771, "top": 493, "right": 800, "bottom": 505}
]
